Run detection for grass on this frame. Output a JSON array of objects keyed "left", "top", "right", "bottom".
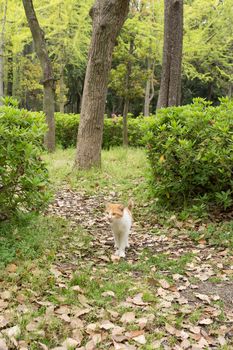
[
  {"left": 1, "top": 147, "right": 233, "bottom": 349},
  {"left": 43, "top": 147, "right": 149, "bottom": 201},
  {"left": 0, "top": 213, "right": 72, "bottom": 269}
]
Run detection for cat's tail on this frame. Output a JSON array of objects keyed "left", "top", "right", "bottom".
[{"left": 127, "top": 199, "right": 134, "bottom": 211}]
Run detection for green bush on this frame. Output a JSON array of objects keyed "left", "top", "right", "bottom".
[
  {"left": 0, "top": 105, "right": 50, "bottom": 218},
  {"left": 146, "top": 98, "right": 233, "bottom": 210},
  {"left": 54, "top": 113, "right": 154, "bottom": 149}
]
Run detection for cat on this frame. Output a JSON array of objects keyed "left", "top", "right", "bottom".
[{"left": 105, "top": 199, "right": 133, "bottom": 258}]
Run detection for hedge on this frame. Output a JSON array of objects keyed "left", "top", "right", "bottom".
[
  {"left": 0, "top": 104, "right": 50, "bottom": 218},
  {"left": 145, "top": 98, "right": 233, "bottom": 210},
  {"left": 55, "top": 113, "right": 155, "bottom": 149}
]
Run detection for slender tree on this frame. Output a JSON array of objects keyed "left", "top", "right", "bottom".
[
  {"left": 22, "top": 0, "right": 55, "bottom": 152},
  {"left": 157, "top": 0, "right": 183, "bottom": 109},
  {"left": 0, "top": 0, "right": 7, "bottom": 104},
  {"left": 75, "top": 0, "right": 130, "bottom": 169}
]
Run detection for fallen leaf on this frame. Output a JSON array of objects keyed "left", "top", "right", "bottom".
[
  {"left": 100, "top": 320, "right": 115, "bottom": 330},
  {"left": 102, "top": 291, "right": 115, "bottom": 297},
  {"left": 125, "top": 330, "right": 144, "bottom": 339},
  {"left": 132, "top": 334, "right": 146, "bottom": 345},
  {"left": 120, "top": 312, "right": 135, "bottom": 324},
  {"left": 6, "top": 264, "right": 17, "bottom": 273},
  {"left": 195, "top": 293, "right": 211, "bottom": 304},
  {"left": 62, "top": 337, "right": 79, "bottom": 348},
  {"left": 3, "top": 325, "right": 21, "bottom": 338},
  {"left": 0, "top": 315, "right": 10, "bottom": 329},
  {"left": 0, "top": 338, "right": 8, "bottom": 350},
  {"left": 159, "top": 279, "right": 170, "bottom": 289},
  {"left": 199, "top": 318, "right": 213, "bottom": 325}
]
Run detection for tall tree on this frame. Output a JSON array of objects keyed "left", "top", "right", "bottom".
[
  {"left": 157, "top": 0, "right": 183, "bottom": 109},
  {"left": 75, "top": 0, "right": 129, "bottom": 169},
  {"left": 0, "top": 0, "right": 7, "bottom": 104},
  {"left": 22, "top": 0, "right": 55, "bottom": 152}
]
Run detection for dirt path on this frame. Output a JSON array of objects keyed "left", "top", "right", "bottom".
[
  {"left": 1, "top": 188, "right": 233, "bottom": 350},
  {"left": 45, "top": 188, "right": 233, "bottom": 349}
]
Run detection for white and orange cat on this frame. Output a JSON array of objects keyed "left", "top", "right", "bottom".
[{"left": 105, "top": 200, "right": 133, "bottom": 258}]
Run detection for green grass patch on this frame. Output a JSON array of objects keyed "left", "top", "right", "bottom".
[
  {"left": 43, "top": 147, "right": 149, "bottom": 201},
  {"left": 188, "top": 221, "right": 233, "bottom": 248},
  {"left": 0, "top": 213, "right": 77, "bottom": 269}
]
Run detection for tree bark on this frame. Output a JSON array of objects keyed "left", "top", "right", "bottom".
[
  {"left": 22, "top": 0, "right": 55, "bottom": 152},
  {"left": 0, "top": 0, "right": 7, "bottom": 104},
  {"left": 123, "top": 97, "right": 129, "bottom": 147},
  {"left": 59, "top": 65, "right": 65, "bottom": 113},
  {"left": 144, "top": 58, "right": 155, "bottom": 116},
  {"left": 122, "top": 38, "right": 134, "bottom": 147},
  {"left": 157, "top": 0, "right": 183, "bottom": 110},
  {"left": 75, "top": 0, "right": 129, "bottom": 169}
]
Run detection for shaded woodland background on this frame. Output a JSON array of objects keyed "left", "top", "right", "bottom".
[{"left": 0, "top": 0, "right": 232, "bottom": 116}]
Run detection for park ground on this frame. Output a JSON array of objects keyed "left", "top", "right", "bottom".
[{"left": 0, "top": 148, "right": 233, "bottom": 350}]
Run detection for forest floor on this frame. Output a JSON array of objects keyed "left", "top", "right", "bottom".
[{"left": 0, "top": 148, "right": 233, "bottom": 350}]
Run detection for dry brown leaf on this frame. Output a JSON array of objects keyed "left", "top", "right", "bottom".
[
  {"left": 0, "top": 300, "right": 8, "bottom": 310},
  {"left": 113, "top": 341, "right": 136, "bottom": 350},
  {"left": 127, "top": 293, "right": 148, "bottom": 306},
  {"left": 195, "top": 293, "right": 211, "bottom": 304},
  {"left": 6, "top": 264, "right": 17, "bottom": 273},
  {"left": 71, "top": 329, "right": 83, "bottom": 345},
  {"left": 71, "top": 286, "right": 83, "bottom": 293},
  {"left": 165, "top": 323, "right": 176, "bottom": 335},
  {"left": 55, "top": 306, "right": 70, "bottom": 315},
  {"left": 102, "top": 291, "right": 115, "bottom": 298},
  {"left": 86, "top": 323, "right": 98, "bottom": 334},
  {"left": 136, "top": 317, "right": 148, "bottom": 329},
  {"left": 92, "top": 333, "right": 102, "bottom": 345},
  {"left": 199, "top": 318, "right": 213, "bottom": 325},
  {"left": 0, "top": 315, "right": 10, "bottom": 329},
  {"left": 132, "top": 334, "right": 146, "bottom": 345},
  {"left": 26, "top": 321, "right": 39, "bottom": 332},
  {"left": 62, "top": 337, "right": 79, "bottom": 348},
  {"left": 74, "top": 308, "right": 91, "bottom": 317},
  {"left": 100, "top": 320, "right": 115, "bottom": 330},
  {"left": 111, "top": 255, "right": 121, "bottom": 263},
  {"left": 3, "top": 325, "right": 21, "bottom": 338},
  {"left": 111, "top": 326, "right": 125, "bottom": 336},
  {"left": 0, "top": 338, "right": 8, "bottom": 350},
  {"left": 189, "top": 326, "right": 201, "bottom": 334},
  {"left": 158, "top": 279, "right": 170, "bottom": 289},
  {"left": 37, "top": 342, "right": 48, "bottom": 350},
  {"left": 180, "top": 339, "right": 191, "bottom": 349},
  {"left": 1, "top": 291, "right": 11, "bottom": 300},
  {"left": 112, "top": 334, "right": 128, "bottom": 342},
  {"left": 78, "top": 294, "right": 89, "bottom": 306},
  {"left": 85, "top": 340, "right": 95, "bottom": 350},
  {"left": 120, "top": 312, "right": 135, "bottom": 324},
  {"left": 125, "top": 330, "right": 144, "bottom": 339}
]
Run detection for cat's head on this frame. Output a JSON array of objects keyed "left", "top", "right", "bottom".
[{"left": 105, "top": 203, "right": 124, "bottom": 222}]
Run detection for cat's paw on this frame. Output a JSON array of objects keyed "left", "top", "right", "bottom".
[
  {"left": 118, "top": 251, "right": 125, "bottom": 258},
  {"left": 115, "top": 250, "right": 120, "bottom": 256}
]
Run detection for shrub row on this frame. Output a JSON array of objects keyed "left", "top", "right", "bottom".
[
  {"left": 0, "top": 104, "right": 50, "bottom": 218},
  {"left": 146, "top": 98, "right": 233, "bottom": 211},
  {"left": 55, "top": 113, "right": 154, "bottom": 149}
]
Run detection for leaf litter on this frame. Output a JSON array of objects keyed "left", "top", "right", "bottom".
[{"left": 0, "top": 188, "right": 233, "bottom": 349}]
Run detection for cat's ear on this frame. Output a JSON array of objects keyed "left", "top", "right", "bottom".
[
  {"left": 119, "top": 204, "right": 124, "bottom": 211},
  {"left": 105, "top": 203, "right": 110, "bottom": 210}
]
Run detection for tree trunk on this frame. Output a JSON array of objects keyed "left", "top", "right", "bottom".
[
  {"left": 0, "top": 0, "right": 7, "bottom": 104},
  {"left": 123, "top": 97, "right": 129, "bottom": 147},
  {"left": 75, "top": 0, "right": 129, "bottom": 169},
  {"left": 157, "top": 0, "right": 183, "bottom": 110},
  {"left": 22, "top": 0, "right": 55, "bottom": 152},
  {"left": 59, "top": 66, "right": 65, "bottom": 113},
  {"left": 122, "top": 38, "right": 134, "bottom": 147},
  {"left": 144, "top": 58, "right": 155, "bottom": 116}
]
